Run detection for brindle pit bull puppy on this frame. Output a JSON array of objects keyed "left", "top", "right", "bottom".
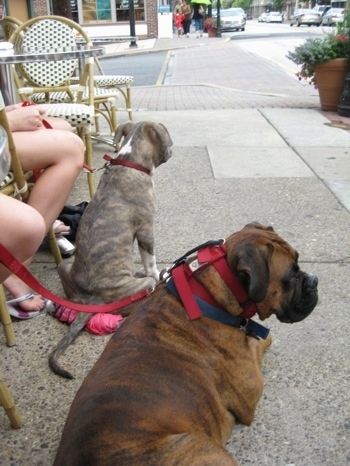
[
  {"left": 50, "top": 121, "right": 173, "bottom": 379},
  {"left": 54, "top": 223, "right": 318, "bottom": 466}
]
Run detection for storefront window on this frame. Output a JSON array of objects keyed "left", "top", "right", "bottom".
[
  {"left": 83, "top": 0, "right": 112, "bottom": 23},
  {"left": 82, "top": 0, "right": 145, "bottom": 23},
  {"left": 70, "top": 0, "right": 79, "bottom": 23},
  {"left": 116, "top": 0, "right": 145, "bottom": 22}
]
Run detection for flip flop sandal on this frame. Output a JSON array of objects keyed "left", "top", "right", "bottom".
[
  {"left": 6, "top": 293, "right": 55, "bottom": 320},
  {"left": 55, "top": 235, "right": 76, "bottom": 256}
]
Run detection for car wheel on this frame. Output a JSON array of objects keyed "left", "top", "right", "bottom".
[
  {"left": 241, "top": 27, "right": 245, "bottom": 31},
  {"left": 296, "top": 20, "right": 300, "bottom": 27},
  {"left": 290, "top": 22, "right": 293, "bottom": 26}
]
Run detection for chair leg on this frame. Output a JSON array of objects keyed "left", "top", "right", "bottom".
[
  {"left": 126, "top": 86, "right": 133, "bottom": 121},
  {"left": 77, "top": 127, "right": 96, "bottom": 197},
  {"left": 47, "top": 227, "right": 62, "bottom": 266},
  {"left": 0, "top": 285, "right": 16, "bottom": 347},
  {"left": 0, "top": 377, "right": 22, "bottom": 428},
  {"left": 110, "top": 98, "right": 117, "bottom": 134},
  {"left": 84, "top": 131, "right": 96, "bottom": 197}
]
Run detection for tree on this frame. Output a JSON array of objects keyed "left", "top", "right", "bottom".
[
  {"left": 273, "top": 0, "right": 285, "bottom": 12},
  {"left": 231, "top": 0, "right": 251, "bottom": 11}
]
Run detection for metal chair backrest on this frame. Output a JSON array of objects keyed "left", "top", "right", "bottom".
[
  {"left": 9, "top": 16, "right": 94, "bottom": 106},
  {"left": 0, "top": 16, "right": 22, "bottom": 41}
]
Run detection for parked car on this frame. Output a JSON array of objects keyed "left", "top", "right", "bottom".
[
  {"left": 258, "top": 12, "right": 269, "bottom": 22},
  {"left": 321, "top": 8, "right": 345, "bottom": 26},
  {"left": 219, "top": 9, "right": 246, "bottom": 31},
  {"left": 312, "top": 5, "right": 331, "bottom": 15},
  {"left": 290, "top": 9, "right": 322, "bottom": 27},
  {"left": 267, "top": 11, "right": 283, "bottom": 23},
  {"left": 233, "top": 7, "right": 247, "bottom": 19}
]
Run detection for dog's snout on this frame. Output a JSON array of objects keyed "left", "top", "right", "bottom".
[{"left": 306, "top": 274, "right": 318, "bottom": 289}]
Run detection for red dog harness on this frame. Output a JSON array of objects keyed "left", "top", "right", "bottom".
[{"left": 164, "top": 240, "right": 269, "bottom": 339}]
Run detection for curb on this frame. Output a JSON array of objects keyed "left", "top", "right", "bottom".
[{"left": 100, "top": 36, "right": 231, "bottom": 59}]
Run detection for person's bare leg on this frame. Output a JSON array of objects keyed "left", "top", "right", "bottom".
[
  {"left": 13, "top": 128, "right": 84, "bottom": 231},
  {"left": 0, "top": 195, "right": 46, "bottom": 284},
  {"left": 3, "top": 128, "right": 84, "bottom": 310}
]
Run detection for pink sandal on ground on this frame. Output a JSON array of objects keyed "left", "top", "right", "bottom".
[
  {"left": 6, "top": 293, "right": 55, "bottom": 320},
  {"left": 50, "top": 304, "right": 124, "bottom": 335}
]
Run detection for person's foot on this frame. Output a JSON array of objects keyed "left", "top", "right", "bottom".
[
  {"left": 3, "top": 274, "right": 46, "bottom": 312},
  {"left": 53, "top": 219, "right": 70, "bottom": 236},
  {"left": 53, "top": 220, "right": 75, "bottom": 256},
  {"left": 7, "top": 294, "right": 54, "bottom": 320},
  {"left": 7, "top": 293, "right": 45, "bottom": 311}
]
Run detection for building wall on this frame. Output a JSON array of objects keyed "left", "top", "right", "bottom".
[
  {"left": 7, "top": 0, "right": 30, "bottom": 21},
  {"left": 146, "top": 0, "right": 158, "bottom": 38},
  {"left": 32, "top": 0, "right": 49, "bottom": 16},
  {"left": 32, "top": 0, "right": 161, "bottom": 38}
]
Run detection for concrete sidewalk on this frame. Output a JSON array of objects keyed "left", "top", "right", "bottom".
[
  {"left": 1, "top": 35, "right": 350, "bottom": 466},
  {"left": 104, "top": 35, "right": 350, "bottom": 212}
]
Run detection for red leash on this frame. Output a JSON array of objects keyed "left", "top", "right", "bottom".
[{"left": 0, "top": 244, "right": 152, "bottom": 313}]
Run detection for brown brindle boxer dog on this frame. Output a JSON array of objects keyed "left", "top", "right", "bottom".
[{"left": 54, "top": 223, "right": 318, "bottom": 466}]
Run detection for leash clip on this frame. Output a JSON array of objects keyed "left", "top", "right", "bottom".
[
  {"left": 240, "top": 319, "right": 270, "bottom": 340},
  {"left": 171, "top": 238, "right": 225, "bottom": 269},
  {"left": 159, "top": 267, "right": 172, "bottom": 283}
]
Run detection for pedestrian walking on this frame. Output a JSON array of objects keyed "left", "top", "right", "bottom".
[
  {"left": 192, "top": 3, "right": 206, "bottom": 38},
  {"left": 181, "top": 0, "right": 192, "bottom": 37},
  {"left": 174, "top": 7, "right": 185, "bottom": 37}
]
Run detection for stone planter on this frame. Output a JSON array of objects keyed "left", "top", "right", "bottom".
[{"left": 315, "top": 58, "right": 350, "bottom": 111}]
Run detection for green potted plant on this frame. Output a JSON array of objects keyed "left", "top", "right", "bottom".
[
  {"left": 287, "top": 13, "right": 350, "bottom": 111},
  {"left": 204, "top": 16, "right": 218, "bottom": 37}
]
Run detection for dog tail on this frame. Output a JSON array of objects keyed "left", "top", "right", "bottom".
[{"left": 49, "top": 312, "right": 93, "bottom": 379}]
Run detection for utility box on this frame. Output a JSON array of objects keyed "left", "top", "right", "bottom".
[{"left": 158, "top": 5, "right": 172, "bottom": 38}]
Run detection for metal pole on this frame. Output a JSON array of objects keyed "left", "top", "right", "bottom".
[
  {"left": 129, "top": 0, "right": 138, "bottom": 48},
  {"left": 216, "top": 0, "right": 221, "bottom": 37}
]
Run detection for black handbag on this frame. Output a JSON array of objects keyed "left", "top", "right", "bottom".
[{"left": 58, "top": 201, "right": 88, "bottom": 242}]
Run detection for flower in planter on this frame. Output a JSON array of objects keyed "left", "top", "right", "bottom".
[
  {"left": 204, "top": 16, "right": 218, "bottom": 31},
  {"left": 286, "top": 12, "right": 350, "bottom": 86}
]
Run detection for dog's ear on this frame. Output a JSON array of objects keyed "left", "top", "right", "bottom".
[
  {"left": 147, "top": 123, "right": 173, "bottom": 167},
  {"left": 243, "top": 222, "right": 274, "bottom": 232},
  {"left": 148, "top": 123, "right": 172, "bottom": 144},
  {"left": 113, "top": 121, "right": 135, "bottom": 147},
  {"left": 236, "top": 244, "right": 271, "bottom": 302}
]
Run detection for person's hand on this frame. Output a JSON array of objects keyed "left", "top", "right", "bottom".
[{"left": 6, "top": 105, "right": 47, "bottom": 132}]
